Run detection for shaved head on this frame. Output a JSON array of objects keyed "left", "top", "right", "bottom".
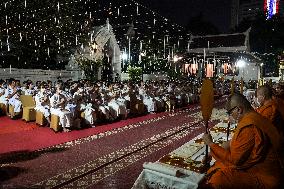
[
  {"left": 227, "top": 93, "right": 253, "bottom": 112},
  {"left": 257, "top": 85, "right": 273, "bottom": 100}
]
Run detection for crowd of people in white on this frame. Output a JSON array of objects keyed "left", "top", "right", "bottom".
[{"left": 0, "top": 78, "right": 220, "bottom": 132}]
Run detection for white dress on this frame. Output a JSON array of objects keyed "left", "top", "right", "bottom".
[
  {"left": 34, "top": 92, "right": 50, "bottom": 118},
  {"left": 50, "top": 93, "right": 72, "bottom": 128},
  {"left": 0, "top": 87, "right": 8, "bottom": 105},
  {"left": 98, "top": 97, "right": 110, "bottom": 120},
  {"left": 142, "top": 93, "right": 157, "bottom": 113},
  {"left": 108, "top": 98, "right": 127, "bottom": 117},
  {"left": 80, "top": 103, "right": 96, "bottom": 125},
  {"left": 7, "top": 87, "right": 22, "bottom": 113}
]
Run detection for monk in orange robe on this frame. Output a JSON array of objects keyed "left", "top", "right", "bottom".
[
  {"left": 202, "top": 94, "right": 283, "bottom": 189},
  {"left": 274, "top": 83, "right": 284, "bottom": 101},
  {"left": 256, "top": 85, "right": 284, "bottom": 135}
]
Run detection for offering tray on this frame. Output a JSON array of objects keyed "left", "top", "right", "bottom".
[{"left": 159, "top": 154, "right": 207, "bottom": 173}]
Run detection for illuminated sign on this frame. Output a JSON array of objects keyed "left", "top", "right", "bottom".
[{"left": 264, "top": 0, "right": 280, "bottom": 19}]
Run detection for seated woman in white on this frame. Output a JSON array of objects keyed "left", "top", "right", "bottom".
[
  {"left": 50, "top": 87, "right": 72, "bottom": 132},
  {"left": 34, "top": 85, "right": 51, "bottom": 125},
  {"left": 63, "top": 87, "right": 77, "bottom": 116},
  {"left": 6, "top": 80, "right": 22, "bottom": 118},
  {"left": 0, "top": 80, "right": 8, "bottom": 106},
  {"left": 24, "top": 81, "right": 36, "bottom": 96},
  {"left": 142, "top": 90, "right": 157, "bottom": 113},
  {"left": 75, "top": 87, "right": 97, "bottom": 126},
  {"left": 97, "top": 92, "right": 111, "bottom": 121},
  {"left": 108, "top": 92, "right": 128, "bottom": 119}
]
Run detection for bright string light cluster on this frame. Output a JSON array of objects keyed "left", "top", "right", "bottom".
[{"left": 0, "top": 0, "right": 190, "bottom": 71}]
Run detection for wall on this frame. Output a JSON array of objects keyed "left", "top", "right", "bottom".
[
  {"left": 0, "top": 68, "right": 168, "bottom": 83},
  {"left": 0, "top": 68, "right": 83, "bottom": 83},
  {"left": 121, "top": 73, "right": 168, "bottom": 81}
]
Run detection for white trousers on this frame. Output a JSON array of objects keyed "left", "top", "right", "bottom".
[
  {"left": 34, "top": 105, "right": 50, "bottom": 118},
  {"left": 0, "top": 97, "right": 8, "bottom": 105},
  {"left": 9, "top": 98, "right": 22, "bottom": 113}
]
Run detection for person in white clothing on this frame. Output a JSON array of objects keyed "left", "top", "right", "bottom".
[
  {"left": 6, "top": 79, "right": 22, "bottom": 119},
  {"left": 108, "top": 92, "right": 128, "bottom": 119},
  {"left": 0, "top": 80, "right": 8, "bottom": 106},
  {"left": 24, "top": 81, "right": 35, "bottom": 96},
  {"left": 34, "top": 84, "right": 51, "bottom": 125},
  {"left": 142, "top": 90, "right": 157, "bottom": 113},
  {"left": 97, "top": 92, "right": 111, "bottom": 121},
  {"left": 50, "top": 87, "right": 72, "bottom": 132}
]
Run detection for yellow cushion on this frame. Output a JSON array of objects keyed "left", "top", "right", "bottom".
[
  {"left": 0, "top": 103, "right": 6, "bottom": 115},
  {"left": 36, "top": 111, "right": 45, "bottom": 125},
  {"left": 22, "top": 107, "right": 36, "bottom": 122},
  {"left": 50, "top": 114, "right": 61, "bottom": 132}
]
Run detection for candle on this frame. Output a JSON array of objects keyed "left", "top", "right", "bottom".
[
  {"left": 140, "top": 41, "right": 143, "bottom": 51},
  {"left": 137, "top": 5, "right": 139, "bottom": 15},
  {"left": 57, "top": 2, "right": 60, "bottom": 12},
  {"left": 163, "top": 36, "right": 166, "bottom": 58},
  {"left": 227, "top": 121, "right": 231, "bottom": 141}
]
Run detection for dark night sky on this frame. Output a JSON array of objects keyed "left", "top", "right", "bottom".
[{"left": 138, "top": 0, "right": 231, "bottom": 33}]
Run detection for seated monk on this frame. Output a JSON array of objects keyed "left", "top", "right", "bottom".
[
  {"left": 255, "top": 85, "right": 284, "bottom": 171},
  {"left": 274, "top": 83, "right": 284, "bottom": 101},
  {"left": 202, "top": 93, "right": 283, "bottom": 189},
  {"left": 256, "top": 85, "right": 284, "bottom": 135}
]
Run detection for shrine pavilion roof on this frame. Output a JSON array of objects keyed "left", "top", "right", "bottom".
[{"left": 188, "top": 28, "right": 251, "bottom": 53}]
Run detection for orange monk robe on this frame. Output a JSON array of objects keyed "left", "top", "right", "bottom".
[
  {"left": 256, "top": 99, "right": 284, "bottom": 135},
  {"left": 274, "top": 97, "right": 284, "bottom": 119},
  {"left": 262, "top": 97, "right": 284, "bottom": 171},
  {"left": 206, "top": 111, "right": 283, "bottom": 189},
  {"left": 276, "top": 92, "right": 284, "bottom": 101}
]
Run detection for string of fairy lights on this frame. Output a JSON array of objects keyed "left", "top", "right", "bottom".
[{"left": 0, "top": 0, "right": 191, "bottom": 73}]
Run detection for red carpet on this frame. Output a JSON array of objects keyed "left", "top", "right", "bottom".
[
  {"left": 0, "top": 99, "right": 226, "bottom": 188},
  {"left": 0, "top": 105, "right": 206, "bottom": 188},
  {"left": 0, "top": 111, "right": 171, "bottom": 153},
  {"left": 0, "top": 116, "right": 38, "bottom": 135}
]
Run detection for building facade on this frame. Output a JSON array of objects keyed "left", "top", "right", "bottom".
[{"left": 231, "top": 0, "right": 284, "bottom": 29}]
